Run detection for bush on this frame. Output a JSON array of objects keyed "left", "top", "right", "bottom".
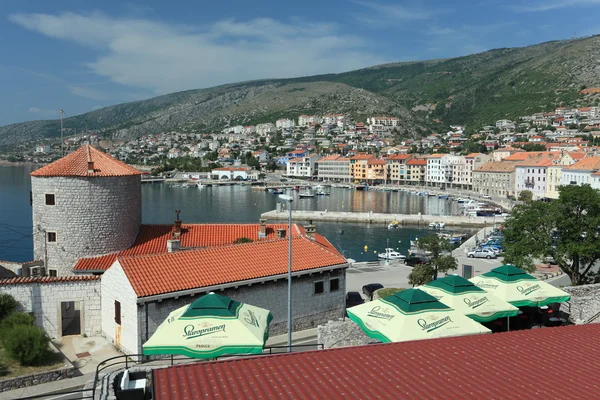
[
  {"left": 3, "top": 324, "right": 50, "bottom": 365},
  {"left": 0, "top": 294, "right": 18, "bottom": 320},
  {"left": 0, "top": 312, "right": 35, "bottom": 341}
]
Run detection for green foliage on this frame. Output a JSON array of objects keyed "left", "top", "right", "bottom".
[
  {"left": 0, "top": 294, "right": 18, "bottom": 320},
  {"left": 376, "top": 288, "right": 406, "bottom": 298},
  {"left": 518, "top": 190, "right": 533, "bottom": 202},
  {"left": 503, "top": 185, "right": 600, "bottom": 285},
  {"left": 521, "top": 143, "right": 547, "bottom": 152},
  {"left": 3, "top": 324, "right": 50, "bottom": 365},
  {"left": 233, "top": 237, "right": 253, "bottom": 244},
  {"left": 408, "top": 264, "right": 435, "bottom": 287},
  {"left": 414, "top": 235, "right": 457, "bottom": 281}
]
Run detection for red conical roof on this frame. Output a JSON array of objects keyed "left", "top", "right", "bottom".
[{"left": 31, "top": 145, "right": 141, "bottom": 177}]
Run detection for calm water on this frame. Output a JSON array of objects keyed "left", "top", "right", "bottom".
[{"left": 0, "top": 166, "right": 467, "bottom": 263}]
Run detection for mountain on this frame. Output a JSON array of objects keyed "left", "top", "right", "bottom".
[{"left": 2, "top": 35, "right": 600, "bottom": 147}]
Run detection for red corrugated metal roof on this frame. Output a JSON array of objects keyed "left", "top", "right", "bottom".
[
  {"left": 31, "top": 145, "right": 141, "bottom": 177},
  {"left": 73, "top": 223, "right": 304, "bottom": 271},
  {"left": 153, "top": 324, "right": 600, "bottom": 400},
  {"left": 119, "top": 235, "right": 346, "bottom": 297}
]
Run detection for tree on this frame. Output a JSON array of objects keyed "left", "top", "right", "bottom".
[
  {"left": 518, "top": 190, "right": 533, "bottom": 202},
  {"left": 503, "top": 185, "right": 600, "bottom": 285},
  {"left": 408, "top": 264, "right": 435, "bottom": 286},
  {"left": 0, "top": 294, "right": 18, "bottom": 320},
  {"left": 265, "top": 161, "right": 278, "bottom": 172},
  {"left": 413, "top": 235, "right": 457, "bottom": 281}
]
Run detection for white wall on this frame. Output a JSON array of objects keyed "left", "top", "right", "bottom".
[
  {"left": 0, "top": 279, "right": 101, "bottom": 339},
  {"left": 101, "top": 261, "right": 139, "bottom": 355}
]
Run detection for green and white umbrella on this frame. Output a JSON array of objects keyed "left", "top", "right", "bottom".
[
  {"left": 143, "top": 292, "right": 273, "bottom": 358},
  {"left": 420, "top": 275, "right": 519, "bottom": 322},
  {"left": 469, "top": 264, "right": 571, "bottom": 307},
  {"left": 346, "top": 288, "right": 490, "bottom": 343}
]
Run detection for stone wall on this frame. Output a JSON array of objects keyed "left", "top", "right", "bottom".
[
  {"left": 134, "top": 270, "right": 347, "bottom": 355},
  {"left": 560, "top": 283, "right": 600, "bottom": 324},
  {"left": 0, "top": 366, "right": 76, "bottom": 392},
  {"left": 31, "top": 175, "right": 141, "bottom": 276},
  {"left": 317, "top": 319, "right": 378, "bottom": 349},
  {"left": 0, "top": 279, "right": 101, "bottom": 339},
  {"left": 100, "top": 262, "right": 139, "bottom": 355}
]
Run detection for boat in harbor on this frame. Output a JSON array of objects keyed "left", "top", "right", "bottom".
[
  {"left": 387, "top": 220, "right": 400, "bottom": 229},
  {"left": 315, "top": 191, "right": 330, "bottom": 196},
  {"left": 272, "top": 188, "right": 284, "bottom": 194},
  {"left": 355, "top": 185, "right": 366, "bottom": 191},
  {"left": 456, "top": 198, "right": 469, "bottom": 203},
  {"left": 438, "top": 194, "right": 449, "bottom": 199},
  {"left": 299, "top": 191, "right": 315, "bottom": 198},
  {"left": 428, "top": 222, "right": 446, "bottom": 229},
  {"left": 378, "top": 248, "right": 406, "bottom": 260}
]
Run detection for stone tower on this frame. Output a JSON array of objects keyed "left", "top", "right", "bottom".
[{"left": 30, "top": 145, "right": 142, "bottom": 276}]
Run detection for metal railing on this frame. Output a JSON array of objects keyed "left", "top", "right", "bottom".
[{"left": 18, "top": 344, "right": 324, "bottom": 399}]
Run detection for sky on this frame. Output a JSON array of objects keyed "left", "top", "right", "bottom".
[{"left": 1, "top": 0, "right": 599, "bottom": 127}]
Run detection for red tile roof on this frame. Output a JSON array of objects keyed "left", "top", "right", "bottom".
[
  {"left": 212, "top": 167, "right": 249, "bottom": 171},
  {"left": 406, "top": 159, "right": 427, "bottom": 166},
  {"left": 153, "top": 324, "right": 600, "bottom": 400},
  {"left": 386, "top": 154, "right": 412, "bottom": 161},
  {"left": 0, "top": 276, "right": 100, "bottom": 285},
  {"left": 31, "top": 145, "right": 141, "bottom": 177},
  {"left": 350, "top": 153, "right": 374, "bottom": 160},
  {"left": 73, "top": 223, "right": 304, "bottom": 272},
  {"left": 564, "top": 156, "right": 600, "bottom": 170},
  {"left": 119, "top": 235, "right": 346, "bottom": 297},
  {"left": 464, "top": 152, "right": 484, "bottom": 158}
]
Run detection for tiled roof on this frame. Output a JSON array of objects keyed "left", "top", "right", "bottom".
[
  {"left": 406, "top": 159, "right": 427, "bottom": 166},
  {"left": 569, "top": 152, "right": 586, "bottom": 160},
  {"left": 31, "top": 145, "right": 141, "bottom": 177},
  {"left": 119, "top": 235, "right": 347, "bottom": 297},
  {"left": 386, "top": 154, "right": 412, "bottom": 161},
  {"left": 368, "top": 159, "right": 386, "bottom": 165},
  {"left": 564, "top": 156, "right": 600, "bottom": 170},
  {"left": 318, "top": 155, "right": 343, "bottom": 161},
  {"left": 350, "top": 153, "right": 374, "bottom": 160},
  {"left": 426, "top": 154, "right": 444, "bottom": 158},
  {"left": 73, "top": 223, "right": 303, "bottom": 272},
  {"left": 475, "top": 161, "right": 516, "bottom": 173},
  {"left": 464, "top": 152, "right": 484, "bottom": 158},
  {"left": 153, "top": 324, "right": 600, "bottom": 400},
  {"left": 0, "top": 276, "right": 100, "bottom": 285}
]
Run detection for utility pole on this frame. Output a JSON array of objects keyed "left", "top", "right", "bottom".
[{"left": 60, "top": 109, "right": 64, "bottom": 157}]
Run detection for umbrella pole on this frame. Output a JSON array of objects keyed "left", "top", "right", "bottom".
[{"left": 507, "top": 316, "right": 510, "bottom": 332}]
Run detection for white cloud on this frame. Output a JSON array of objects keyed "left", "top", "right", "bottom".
[
  {"left": 426, "top": 26, "right": 456, "bottom": 36},
  {"left": 28, "top": 107, "right": 58, "bottom": 116},
  {"left": 511, "top": 0, "right": 600, "bottom": 12},
  {"left": 351, "top": 0, "right": 433, "bottom": 21},
  {"left": 9, "top": 12, "right": 388, "bottom": 95}
]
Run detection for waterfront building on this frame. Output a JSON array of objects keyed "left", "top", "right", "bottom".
[
  {"left": 385, "top": 154, "right": 413, "bottom": 184},
  {"left": 316, "top": 155, "right": 352, "bottom": 182},
  {"left": 349, "top": 153, "right": 375, "bottom": 182},
  {"left": 405, "top": 158, "right": 427, "bottom": 184},
  {"left": 211, "top": 167, "right": 250, "bottom": 180},
  {"left": 462, "top": 153, "right": 492, "bottom": 190},
  {"left": 545, "top": 165, "right": 563, "bottom": 199},
  {"left": 366, "top": 159, "right": 386, "bottom": 183},
  {"left": 286, "top": 154, "right": 321, "bottom": 178},
  {"left": 514, "top": 159, "right": 554, "bottom": 200},
  {"left": 425, "top": 154, "right": 445, "bottom": 186},
  {"left": 561, "top": 157, "right": 600, "bottom": 186},
  {"left": 472, "top": 161, "right": 516, "bottom": 197}
]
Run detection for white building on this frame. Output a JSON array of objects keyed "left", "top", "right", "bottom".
[
  {"left": 242, "top": 125, "right": 256, "bottom": 134},
  {"left": 298, "top": 115, "right": 320, "bottom": 127},
  {"left": 212, "top": 167, "right": 250, "bottom": 180},
  {"left": 425, "top": 154, "right": 446, "bottom": 186},
  {"left": 322, "top": 114, "right": 345, "bottom": 128},
  {"left": 35, "top": 145, "right": 51, "bottom": 154},
  {"left": 286, "top": 154, "right": 321, "bottom": 177},
  {"left": 515, "top": 160, "right": 554, "bottom": 200},
  {"left": 561, "top": 157, "right": 600, "bottom": 186},
  {"left": 276, "top": 119, "right": 296, "bottom": 129},
  {"left": 256, "top": 123, "right": 276, "bottom": 136},
  {"left": 367, "top": 116, "right": 399, "bottom": 127},
  {"left": 317, "top": 155, "right": 351, "bottom": 182},
  {"left": 496, "top": 119, "right": 514, "bottom": 129}
]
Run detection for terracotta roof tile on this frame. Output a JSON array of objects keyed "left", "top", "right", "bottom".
[
  {"left": 475, "top": 161, "right": 516, "bottom": 173},
  {"left": 153, "top": 324, "right": 600, "bottom": 400},
  {"left": 406, "top": 159, "right": 427, "bottom": 166},
  {"left": 119, "top": 235, "right": 347, "bottom": 297},
  {"left": 464, "top": 153, "right": 484, "bottom": 158},
  {"left": 0, "top": 276, "right": 100, "bottom": 285},
  {"left": 564, "top": 156, "right": 600, "bottom": 170},
  {"left": 386, "top": 154, "right": 412, "bottom": 161},
  {"left": 31, "top": 145, "right": 141, "bottom": 177},
  {"left": 73, "top": 223, "right": 304, "bottom": 271}
]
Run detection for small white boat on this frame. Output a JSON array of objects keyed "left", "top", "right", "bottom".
[
  {"left": 378, "top": 248, "right": 406, "bottom": 260},
  {"left": 428, "top": 222, "right": 446, "bottom": 229},
  {"left": 315, "top": 191, "right": 330, "bottom": 196},
  {"left": 299, "top": 192, "right": 314, "bottom": 198},
  {"left": 388, "top": 220, "right": 399, "bottom": 230}
]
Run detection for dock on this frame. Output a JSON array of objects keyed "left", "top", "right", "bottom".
[{"left": 260, "top": 210, "right": 504, "bottom": 228}]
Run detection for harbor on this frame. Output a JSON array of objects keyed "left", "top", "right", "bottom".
[{"left": 261, "top": 209, "right": 505, "bottom": 228}]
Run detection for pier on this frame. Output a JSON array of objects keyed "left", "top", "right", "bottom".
[{"left": 260, "top": 210, "right": 504, "bottom": 228}]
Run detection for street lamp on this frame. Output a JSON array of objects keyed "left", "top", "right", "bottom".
[{"left": 279, "top": 194, "right": 293, "bottom": 351}]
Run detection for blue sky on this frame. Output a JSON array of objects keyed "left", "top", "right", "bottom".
[{"left": 1, "top": 0, "right": 599, "bottom": 127}]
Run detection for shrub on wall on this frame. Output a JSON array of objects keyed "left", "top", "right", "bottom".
[
  {"left": 0, "top": 294, "right": 18, "bottom": 320},
  {"left": 3, "top": 324, "right": 50, "bottom": 365}
]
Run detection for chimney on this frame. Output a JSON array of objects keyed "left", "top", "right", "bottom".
[
  {"left": 275, "top": 228, "right": 286, "bottom": 239},
  {"left": 173, "top": 209, "right": 182, "bottom": 239},
  {"left": 304, "top": 219, "right": 317, "bottom": 239},
  {"left": 86, "top": 146, "right": 94, "bottom": 173},
  {"left": 167, "top": 239, "right": 180, "bottom": 253},
  {"left": 258, "top": 219, "right": 267, "bottom": 239}
]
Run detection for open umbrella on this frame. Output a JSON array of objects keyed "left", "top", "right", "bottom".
[
  {"left": 420, "top": 275, "right": 519, "bottom": 322},
  {"left": 469, "top": 264, "right": 571, "bottom": 307},
  {"left": 346, "top": 288, "right": 490, "bottom": 343},
  {"left": 143, "top": 292, "right": 273, "bottom": 358}
]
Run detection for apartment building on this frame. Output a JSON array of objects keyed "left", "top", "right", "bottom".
[
  {"left": 514, "top": 159, "right": 554, "bottom": 200},
  {"left": 405, "top": 159, "right": 427, "bottom": 185},
  {"left": 316, "top": 155, "right": 352, "bottom": 182},
  {"left": 561, "top": 157, "right": 600, "bottom": 186},
  {"left": 473, "top": 162, "right": 516, "bottom": 197},
  {"left": 463, "top": 153, "right": 492, "bottom": 189},
  {"left": 286, "top": 154, "right": 321, "bottom": 177},
  {"left": 425, "top": 154, "right": 445, "bottom": 186},
  {"left": 366, "top": 116, "right": 399, "bottom": 127},
  {"left": 366, "top": 159, "right": 386, "bottom": 183},
  {"left": 350, "top": 153, "right": 375, "bottom": 182},
  {"left": 385, "top": 154, "right": 413, "bottom": 184}
]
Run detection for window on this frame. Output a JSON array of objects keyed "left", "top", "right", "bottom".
[
  {"left": 114, "top": 301, "right": 121, "bottom": 325},
  {"left": 48, "top": 269, "right": 58, "bottom": 277},
  {"left": 314, "top": 281, "right": 324, "bottom": 295},
  {"left": 47, "top": 231, "right": 57, "bottom": 243},
  {"left": 45, "top": 194, "right": 55, "bottom": 206},
  {"left": 329, "top": 278, "right": 340, "bottom": 292}
]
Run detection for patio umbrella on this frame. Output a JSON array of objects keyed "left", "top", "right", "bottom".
[
  {"left": 469, "top": 264, "right": 571, "bottom": 307},
  {"left": 143, "top": 292, "right": 273, "bottom": 358},
  {"left": 420, "top": 275, "right": 519, "bottom": 322},
  {"left": 346, "top": 288, "right": 490, "bottom": 343}
]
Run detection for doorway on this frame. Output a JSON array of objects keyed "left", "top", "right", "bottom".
[{"left": 61, "top": 301, "right": 81, "bottom": 336}]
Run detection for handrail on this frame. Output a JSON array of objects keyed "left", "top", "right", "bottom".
[{"left": 585, "top": 310, "right": 600, "bottom": 324}]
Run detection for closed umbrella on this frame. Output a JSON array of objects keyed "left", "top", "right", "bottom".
[
  {"left": 346, "top": 288, "right": 490, "bottom": 343},
  {"left": 469, "top": 264, "right": 571, "bottom": 307},
  {"left": 143, "top": 292, "right": 273, "bottom": 358},
  {"left": 420, "top": 275, "right": 518, "bottom": 322}
]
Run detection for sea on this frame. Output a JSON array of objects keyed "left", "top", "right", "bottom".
[{"left": 0, "top": 166, "right": 469, "bottom": 262}]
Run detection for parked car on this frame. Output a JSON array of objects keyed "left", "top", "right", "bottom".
[
  {"left": 346, "top": 291, "right": 365, "bottom": 308},
  {"left": 362, "top": 283, "right": 384, "bottom": 301},
  {"left": 404, "top": 256, "right": 427, "bottom": 267},
  {"left": 468, "top": 249, "right": 498, "bottom": 259},
  {"left": 480, "top": 246, "right": 502, "bottom": 254}
]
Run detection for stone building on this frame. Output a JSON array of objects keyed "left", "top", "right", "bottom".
[
  {"left": 30, "top": 145, "right": 141, "bottom": 276},
  {"left": 472, "top": 161, "right": 516, "bottom": 197}
]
